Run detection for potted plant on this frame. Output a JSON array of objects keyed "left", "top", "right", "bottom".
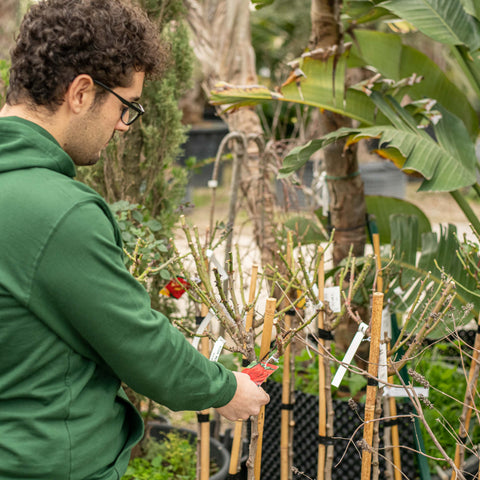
[{"left": 122, "top": 423, "right": 230, "bottom": 480}]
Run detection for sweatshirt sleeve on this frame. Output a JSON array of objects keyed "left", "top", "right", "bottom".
[{"left": 27, "top": 201, "right": 236, "bottom": 411}]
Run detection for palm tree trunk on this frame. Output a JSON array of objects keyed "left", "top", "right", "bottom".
[
  {"left": 185, "top": 0, "right": 278, "bottom": 270},
  {"left": 309, "top": 0, "right": 366, "bottom": 265},
  {"left": 0, "top": 0, "right": 20, "bottom": 60}
]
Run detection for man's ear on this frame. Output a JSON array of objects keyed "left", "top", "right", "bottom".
[{"left": 65, "top": 75, "right": 96, "bottom": 115}]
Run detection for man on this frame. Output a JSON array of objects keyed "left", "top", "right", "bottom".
[{"left": 0, "top": 0, "right": 269, "bottom": 478}]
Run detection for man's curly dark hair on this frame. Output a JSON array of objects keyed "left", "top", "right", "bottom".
[{"left": 6, "top": 0, "right": 168, "bottom": 110}]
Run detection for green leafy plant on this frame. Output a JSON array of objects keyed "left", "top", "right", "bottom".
[
  {"left": 413, "top": 341, "right": 480, "bottom": 472},
  {"left": 112, "top": 201, "right": 171, "bottom": 282},
  {"left": 0, "top": 59, "right": 10, "bottom": 107},
  {"left": 121, "top": 432, "right": 197, "bottom": 480}
]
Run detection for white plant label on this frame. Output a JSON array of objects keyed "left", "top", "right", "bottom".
[
  {"left": 324, "top": 286, "right": 341, "bottom": 313},
  {"left": 191, "top": 311, "right": 214, "bottom": 350},
  {"left": 209, "top": 336, "right": 226, "bottom": 362},
  {"left": 378, "top": 307, "right": 391, "bottom": 387},
  {"left": 206, "top": 249, "right": 228, "bottom": 281},
  {"left": 332, "top": 322, "right": 369, "bottom": 388},
  {"left": 384, "top": 386, "right": 429, "bottom": 398}
]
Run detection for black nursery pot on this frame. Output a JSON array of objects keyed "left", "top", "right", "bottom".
[{"left": 149, "top": 423, "right": 230, "bottom": 480}]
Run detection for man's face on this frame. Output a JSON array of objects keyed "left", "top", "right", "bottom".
[{"left": 63, "top": 71, "right": 145, "bottom": 166}]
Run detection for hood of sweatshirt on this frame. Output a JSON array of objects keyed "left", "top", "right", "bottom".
[{"left": 0, "top": 116, "right": 76, "bottom": 177}]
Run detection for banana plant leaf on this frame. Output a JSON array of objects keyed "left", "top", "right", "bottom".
[
  {"left": 286, "top": 211, "right": 479, "bottom": 336},
  {"left": 461, "top": 0, "right": 480, "bottom": 20},
  {"left": 211, "top": 55, "right": 384, "bottom": 126},
  {"left": 452, "top": 45, "right": 480, "bottom": 99},
  {"left": 349, "top": 29, "right": 479, "bottom": 139},
  {"left": 280, "top": 94, "right": 478, "bottom": 192},
  {"left": 380, "top": 0, "right": 480, "bottom": 52},
  {"left": 343, "top": 1, "right": 394, "bottom": 24},
  {"left": 365, "top": 196, "right": 431, "bottom": 244},
  {"left": 284, "top": 195, "right": 431, "bottom": 246},
  {"left": 386, "top": 215, "right": 480, "bottom": 337}
]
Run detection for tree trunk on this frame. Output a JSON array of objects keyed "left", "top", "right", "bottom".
[
  {"left": 0, "top": 0, "right": 21, "bottom": 60},
  {"left": 309, "top": 0, "right": 366, "bottom": 265},
  {"left": 185, "top": 0, "right": 278, "bottom": 270}
]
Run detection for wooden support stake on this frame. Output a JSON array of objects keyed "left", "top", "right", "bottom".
[
  {"left": 317, "top": 247, "right": 327, "bottom": 480},
  {"left": 373, "top": 233, "right": 401, "bottom": 480},
  {"left": 280, "top": 313, "right": 294, "bottom": 480},
  {"left": 452, "top": 314, "right": 480, "bottom": 480},
  {"left": 361, "top": 292, "right": 384, "bottom": 480},
  {"left": 198, "top": 302, "right": 211, "bottom": 480},
  {"left": 281, "top": 233, "right": 294, "bottom": 480},
  {"left": 372, "top": 233, "right": 383, "bottom": 294},
  {"left": 229, "top": 265, "right": 259, "bottom": 477},
  {"left": 254, "top": 297, "right": 277, "bottom": 480}
]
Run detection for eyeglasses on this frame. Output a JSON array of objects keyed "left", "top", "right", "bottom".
[{"left": 92, "top": 79, "right": 144, "bottom": 126}]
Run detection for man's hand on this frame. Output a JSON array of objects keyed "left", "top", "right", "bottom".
[{"left": 216, "top": 371, "right": 270, "bottom": 421}]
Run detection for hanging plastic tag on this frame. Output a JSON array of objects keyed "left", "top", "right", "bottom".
[
  {"left": 242, "top": 361, "right": 279, "bottom": 386},
  {"left": 191, "top": 311, "right": 214, "bottom": 350},
  {"left": 319, "top": 171, "right": 329, "bottom": 216},
  {"left": 324, "top": 286, "right": 341, "bottom": 313},
  {"left": 331, "top": 322, "right": 369, "bottom": 388},
  {"left": 384, "top": 386, "right": 429, "bottom": 398},
  {"left": 209, "top": 336, "right": 226, "bottom": 362},
  {"left": 378, "top": 307, "right": 390, "bottom": 387},
  {"left": 206, "top": 249, "right": 228, "bottom": 281}
]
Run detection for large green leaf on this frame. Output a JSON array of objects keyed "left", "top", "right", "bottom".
[
  {"left": 380, "top": 0, "right": 480, "bottom": 51},
  {"left": 365, "top": 196, "right": 431, "bottom": 245},
  {"left": 349, "top": 29, "right": 479, "bottom": 139},
  {"left": 387, "top": 216, "right": 480, "bottom": 337},
  {"left": 284, "top": 195, "right": 430, "bottom": 247},
  {"left": 280, "top": 95, "right": 477, "bottom": 192},
  {"left": 419, "top": 105, "right": 478, "bottom": 191},
  {"left": 211, "top": 55, "right": 382, "bottom": 126},
  {"left": 280, "top": 125, "right": 475, "bottom": 191},
  {"left": 343, "top": 1, "right": 394, "bottom": 24},
  {"left": 452, "top": 45, "right": 480, "bottom": 99},
  {"left": 460, "top": 0, "right": 480, "bottom": 20},
  {"left": 283, "top": 215, "right": 329, "bottom": 244}
]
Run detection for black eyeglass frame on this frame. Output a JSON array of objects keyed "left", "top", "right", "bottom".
[{"left": 92, "top": 79, "right": 144, "bottom": 126}]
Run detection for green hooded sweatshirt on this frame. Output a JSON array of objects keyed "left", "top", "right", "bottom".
[{"left": 0, "top": 117, "right": 236, "bottom": 479}]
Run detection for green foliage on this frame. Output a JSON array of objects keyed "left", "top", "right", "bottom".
[
  {"left": 78, "top": 0, "right": 193, "bottom": 235},
  {"left": 250, "top": 0, "right": 275, "bottom": 9},
  {"left": 386, "top": 218, "right": 480, "bottom": 333},
  {"left": 380, "top": 0, "right": 480, "bottom": 51},
  {"left": 279, "top": 95, "right": 478, "bottom": 194},
  {"left": 111, "top": 201, "right": 178, "bottom": 313},
  {"left": 414, "top": 342, "right": 480, "bottom": 470},
  {"left": 122, "top": 432, "right": 197, "bottom": 480},
  {"left": 251, "top": 0, "right": 310, "bottom": 84},
  {"left": 348, "top": 29, "right": 479, "bottom": 138},
  {"left": 0, "top": 59, "right": 10, "bottom": 107},
  {"left": 283, "top": 195, "right": 432, "bottom": 246},
  {"left": 112, "top": 201, "right": 170, "bottom": 276}
]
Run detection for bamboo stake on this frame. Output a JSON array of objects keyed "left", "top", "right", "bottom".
[
  {"left": 229, "top": 265, "right": 259, "bottom": 478},
  {"left": 254, "top": 298, "right": 277, "bottom": 480},
  {"left": 317, "top": 247, "right": 327, "bottom": 480},
  {"left": 281, "top": 233, "right": 295, "bottom": 480},
  {"left": 372, "top": 393, "right": 383, "bottom": 480},
  {"left": 361, "top": 292, "right": 384, "bottom": 480},
  {"left": 452, "top": 314, "right": 480, "bottom": 480},
  {"left": 198, "top": 302, "right": 211, "bottom": 480},
  {"left": 372, "top": 233, "right": 401, "bottom": 480},
  {"left": 372, "top": 234, "right": 383, "bottom": 294}
]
